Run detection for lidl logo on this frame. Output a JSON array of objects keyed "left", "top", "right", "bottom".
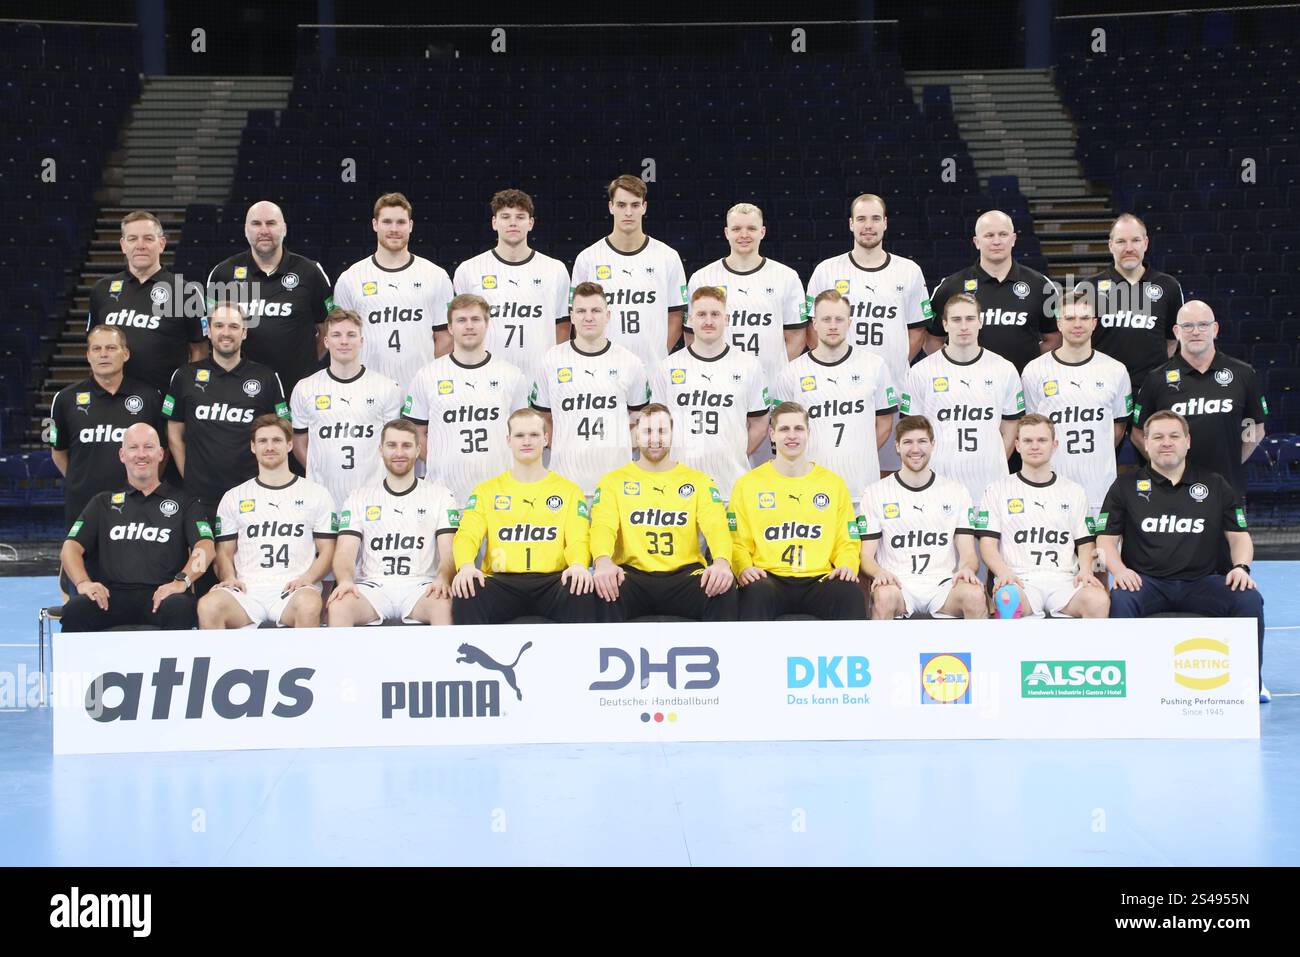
[
  {"left": 196, "top": 369, "right": 211, "bottom": 383},
  {"left": 109, "top": 280, "right": 124, "bottom": 293},
  {"left": 670, "top": 368, "right": 686, "bottom": 385},
  {"left": 239, "top": 499, "right": 255, "bottom": 513},
  {"left": 76, "top": 392, "right": 91, "bottom": 406},
  {"left": 315, "top": 395, "right": 331, "bottom": 410},
  {"left": 834, "top": 280, "right": 850, "bottom": 295},
  {"left": 493, "top": 495, "right": 511, "bottom": 511},
  {"left": 1098, "top": 280, "right": 1112, "bottom": 292},
  {"left": 1007, "top": 498, "right": 1024, "bottom": 514},
  {"left": 482, "top": 274, "right": 498, "bottom": 290},
  {"left": 1044, "top": 380, "right": 1059, "bottom": 397},
  {"left": 800, "top": 375, "right": 817, "bottom": 392},
  {"left": 365, "top": 505, "right": 382, "bottom": 521},
  {"left": 234, "top": 267, "right": 248, "bottom": 280},
  {"left": 1136, "top": 479, "right": 1152, "bottom": 492},
  {"left": 437, "top": 379, "right": 454, "bottom": 395},
  {"left": 963, "top": 279, "right": 978, "bottom": 292},
  {"left": 110, "top": 492, "right": 125, "bottom": 505},
  {"left": 932, "top": 377, "right": 949, "bottom": 393},
  {"left": 557, "top": 367, "right": 573, "bottom": 383},
  {"left": 920, "top": 652, "right": 972, "bottom": 704},
  {"left": 1173, "top": 638, "right": 1230, "bottom": 691},
  {"left": 1022, "top": 660, "right": 1126, "bottom": 698},
  {"left": 362, "top": 281, "right": 379, "bottom": 296},
  {"left": 623, "top": 481, "right": 641, "bottom": 496},
  {"left": 596, "top": 265, "right": 612, "bottom": 281},
  {"left": 758, "top": 491, "right": 776, "bottom": 510},
  {"left": 883, "top": 502, "right": 900, "bottom": 519},
  {"left": 1166, "top": 370, "right": 1181, "bottom": 385}
]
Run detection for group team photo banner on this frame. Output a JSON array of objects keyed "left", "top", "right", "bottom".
[{"left": 51, "top": 618, "right": 1259, "bottom": 754}]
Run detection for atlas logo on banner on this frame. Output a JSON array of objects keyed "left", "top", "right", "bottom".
[
  {"left": 84, "top": 657, "right": 314, "bottom": 722},
  {"left": 382, "top": 641, "right": 533, "bottom": 718},
  {"left": 589, "top": 647, "right": 719, "bottom": 691}
]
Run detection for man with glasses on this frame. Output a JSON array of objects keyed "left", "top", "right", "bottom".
[{"left": 1132, "top": 301, "right": 1266, "bottom": 498}]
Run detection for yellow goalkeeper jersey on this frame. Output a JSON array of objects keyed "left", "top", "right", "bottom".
[
  {"left": 730, "top": 461, "right": 861, "bottom": 577},
  {"left": 452, "top": 470, "right": 590, "bottom": 574},
  {"left": 590, "top": 461, "right": 732, "bottom": 572}
]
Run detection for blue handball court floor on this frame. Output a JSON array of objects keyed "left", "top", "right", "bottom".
[{"left": 0, "top": 568, "right": 1297, "bottom": 867}]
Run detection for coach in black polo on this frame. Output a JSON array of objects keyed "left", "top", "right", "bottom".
[
  {"left": 60, "top": 423, "right": 215, "bottom": 632},
  {"left": 206, "top": 199, "right": 333, "bottom": 396},
  {"left": 164, "top": 304, "right": 289, "bottom": 511},
  {"left": 87, "top": 210, "right": 207, "bottom": 393},
  {"left": 1133, "top": 301, "right": 1266, "bottom": 497},
  {"left": 925, "top": 209, "right": 1060, "bottom": 372},
  {"left": 1096, "top": 409, "right": 1267, "bottom": 698}
]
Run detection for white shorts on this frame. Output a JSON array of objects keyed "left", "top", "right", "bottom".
[
  {"left": 226, "top": 582, "right": 321, "bottom": 627},
  {"left": 1019, "top": 574, "right": 1083, "bottom": 618},
  {"left": 356, "top": 577, "right": 435, "bottom": 623},
  {"left": 898, "top": 576, "right": 957, "bottom": 619}
]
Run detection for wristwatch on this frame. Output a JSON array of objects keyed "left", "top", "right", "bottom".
[
  {"left": 1231, "top": 563, "right": 1251, "bottom": 574},
  {"left": 173, "top": 572, "right": 193, "bottom": 588}
]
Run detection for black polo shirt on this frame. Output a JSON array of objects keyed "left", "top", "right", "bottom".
[
  {"left": 50, "top": 375, "right": 165, "bottom": 528},
  {"left": 87, "top": 268, "right": 205, "bottom": 394},
  {"left": 1097, "top": 464, "right": 1246, "bottom": 581},
  {"left": 163, "top": 357, "right": 288, "bottom": 506},
  {"left": 1076, "top": 264, "right": 1185, "bottom": 386},
  {"left": 1133, "top": 350, "right": 1266, "bottom": 497},
  {"left": 927, "top": 261, "right": 1059, "bottom": 373},
  {"left": 206, "top": 248, "right": 334, "bottom": 395},
  {"left": 67, "top": 482, "right": 213, "bottom": 588}
]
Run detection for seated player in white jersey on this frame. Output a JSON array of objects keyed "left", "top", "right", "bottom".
[
  {"left": 199, "top": 415, "right": 337, "bottom": 628},
  {"left": 327, "top": 420, "right": 458, "bottom": 627},
  {"left": 976, "top": 414, "right": 1109, "bottom": 619},
  {"left": 858, "top": 415, "right": 987, "bottom": 620},
  {"left": 332, "top": 192, "right": 455, "bottom": 384},
  {"left": 290, "top": 308, "right": 403, "bottom": 511},
  {"left": 685, "top": 202, "right": 808, "bottom": 388},
  {"left": 530, "top": 281, "right": 650, "bottom": 496},
  {"left": 652, "top": 286, "right": 770, "bottom": 501},
  {"left": 775, "top": 289, "right": 896, "bottom": 501},
  {"left": 570, "top": 174, "right": 687, "bottom": 370},
  {"left": 451, "top": 188, "right": 572, "bottom": 389},
  {"left": 1021, "top": 286, "right": 1132, "bottom": 523},
  {"left": 402, "top": 293, "right": 529, "bottom": 503},
  {"left": 901, "top": 292, "right": 1024, "bottom": 501}
]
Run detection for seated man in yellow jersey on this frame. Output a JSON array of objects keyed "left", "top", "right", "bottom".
[
  {"left": 591, "top": 403, "right": 737, "bottom": 621},
  {"left": 731, "top": 401, "right": 866, "bottom": 620},
  {"left": 451, "top": 408, "right": 596, "bottom": 623}
]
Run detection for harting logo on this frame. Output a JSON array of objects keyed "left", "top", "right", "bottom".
[{"left": 1173, "top": 638, "right": 1230, "bottom": 690}]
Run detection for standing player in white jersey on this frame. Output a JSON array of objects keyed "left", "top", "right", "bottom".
[
  {"left": 686, "top": 202, "right": 807, "bottom": 387},
  {"left": 652, "top": 287, "right": 770, "bottom": 500},
  {"left": 291, "top": 309, "right": 403, "bottom": 510},
  {"left": 570, "top": 174, "right": 687, "bottom": 370},
  {"left": 402, "top": 293, "right": 530, "bottom": 503},
  {"left": 1021, "top": 286, "right": 1132, "bottom": 516},
  {"left": 332, "top": 192, "right": 455, "bottom": 388},
  {"left": 859, "top": 415, "right": 987, "bottom": 619},
  {"left": 774, "top": 290, "right": 897, "bottom": 503},
  {"left": 199, "top": 415, "right": 337, "bottom": 629},
  {"left": 902, "top": 293, "right": 1024, "bottom": 501},
  {"left": 452, "top": 188, "right": 572, "bottom": 390},
  {"left": 328, "top": 420, "right": 458, "bottom": 626},
  {"left": 530, "top": 282, "right": 650, "bottom": 495},
  {"left": 976, "top": 414, "right": 1109, "bottom": 618}
]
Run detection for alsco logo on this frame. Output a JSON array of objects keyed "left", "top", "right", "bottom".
[{"left": 1021, "top": 660, "right": 1126, "bottom": 698}]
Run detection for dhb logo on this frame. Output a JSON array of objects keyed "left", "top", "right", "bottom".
[{"left": 589, "top": 647, "right": 720, "bottom": 691}]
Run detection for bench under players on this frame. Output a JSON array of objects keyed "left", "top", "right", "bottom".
[
  {"left": 328, "top": 420, "right": 458, "bottom": 626},
  {"left": 858, "top": 415, "right": 986, "bottom": 620},
  {"left": 591, "top": 403, "right": 737, "bottom": 621},
  {"left": 199, "top": 415, "right": 337, "bottom": 628},
  {"left": 976, "top": 414, "right": 1109, "bottom": 619}
]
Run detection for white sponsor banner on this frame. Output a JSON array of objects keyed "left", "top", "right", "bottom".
[{"left": 51, "top": 618, "right": 1258, "bottom": 755}]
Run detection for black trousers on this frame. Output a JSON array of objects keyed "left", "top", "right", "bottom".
[
  {"left": 60, "top": 585, "right": 197, "bottom": 632},
  {"left": 738, "top": 572, "right": 866, "bottom": 621},
  {"left": 598, "top": 564, "right": 738, "bottom": 622},
  {"left": 454, "top": 572, "right": 597, "bottom": 625}
]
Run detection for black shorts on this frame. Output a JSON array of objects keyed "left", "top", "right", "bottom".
[
  {"left": 738, "top": 572, "right": 866, "bottom": 621},
  {"left": 598, "top": 564, "right": 738, "bottom": 622},
  {"left": 453, "top": 572, "right": 596, "bottom": 625}
]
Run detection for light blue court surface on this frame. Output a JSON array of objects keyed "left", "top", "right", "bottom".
[{"left": 1, "top": 569, "right": 1297, "bottom": 867}]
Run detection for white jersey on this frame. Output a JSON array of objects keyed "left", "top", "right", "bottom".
[
  {"left": 687, "top": 257, "right": 805, "bottom": 386},
  {"left": 530, "top": 340, "right": 651, "bottom": 494},
  {"left": 333, "top": 253, "right": 455, "bottom": 388},
  {"left": 338, "top": 478, "right": 458, "bottom": 581},
  {"left": 652, "top": 345, "right": 770, "bottom": 500},
  {"left": 976, "top": 472, "right": 1093, "bottom": 578},
  {"left": 571, "top": 236, "right": 687, "bottom": 370},
  {"left": 902, "top": 348, "right": 1024, "bottom": 500},
  {"left": 452, "top": 248, "right": 570, "bottom": 388},
  {"left": 402, "top": 353, "right": 530, "bottom": 503},
  {"left": 1021, "top": 349, "right": 1132, "bottom": 509},
  {"left": 214, "top": 475, "right": 337, "bottom": 587},
  {"left": 290, "top": 366, "right": 404, "bottom": 508},
  {"left": 775, "top": 347, "right": 898, "bottom": 500},
  {"left": 806, "top": 250, "right": 930, "bottom": 390},
  {"left": 859, "top": 472, "right": 976, "bottom": 582}
]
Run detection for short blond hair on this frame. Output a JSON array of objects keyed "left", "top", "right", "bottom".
[{"left": 726, "top": 202, "right": 764, "bottom": 223}]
